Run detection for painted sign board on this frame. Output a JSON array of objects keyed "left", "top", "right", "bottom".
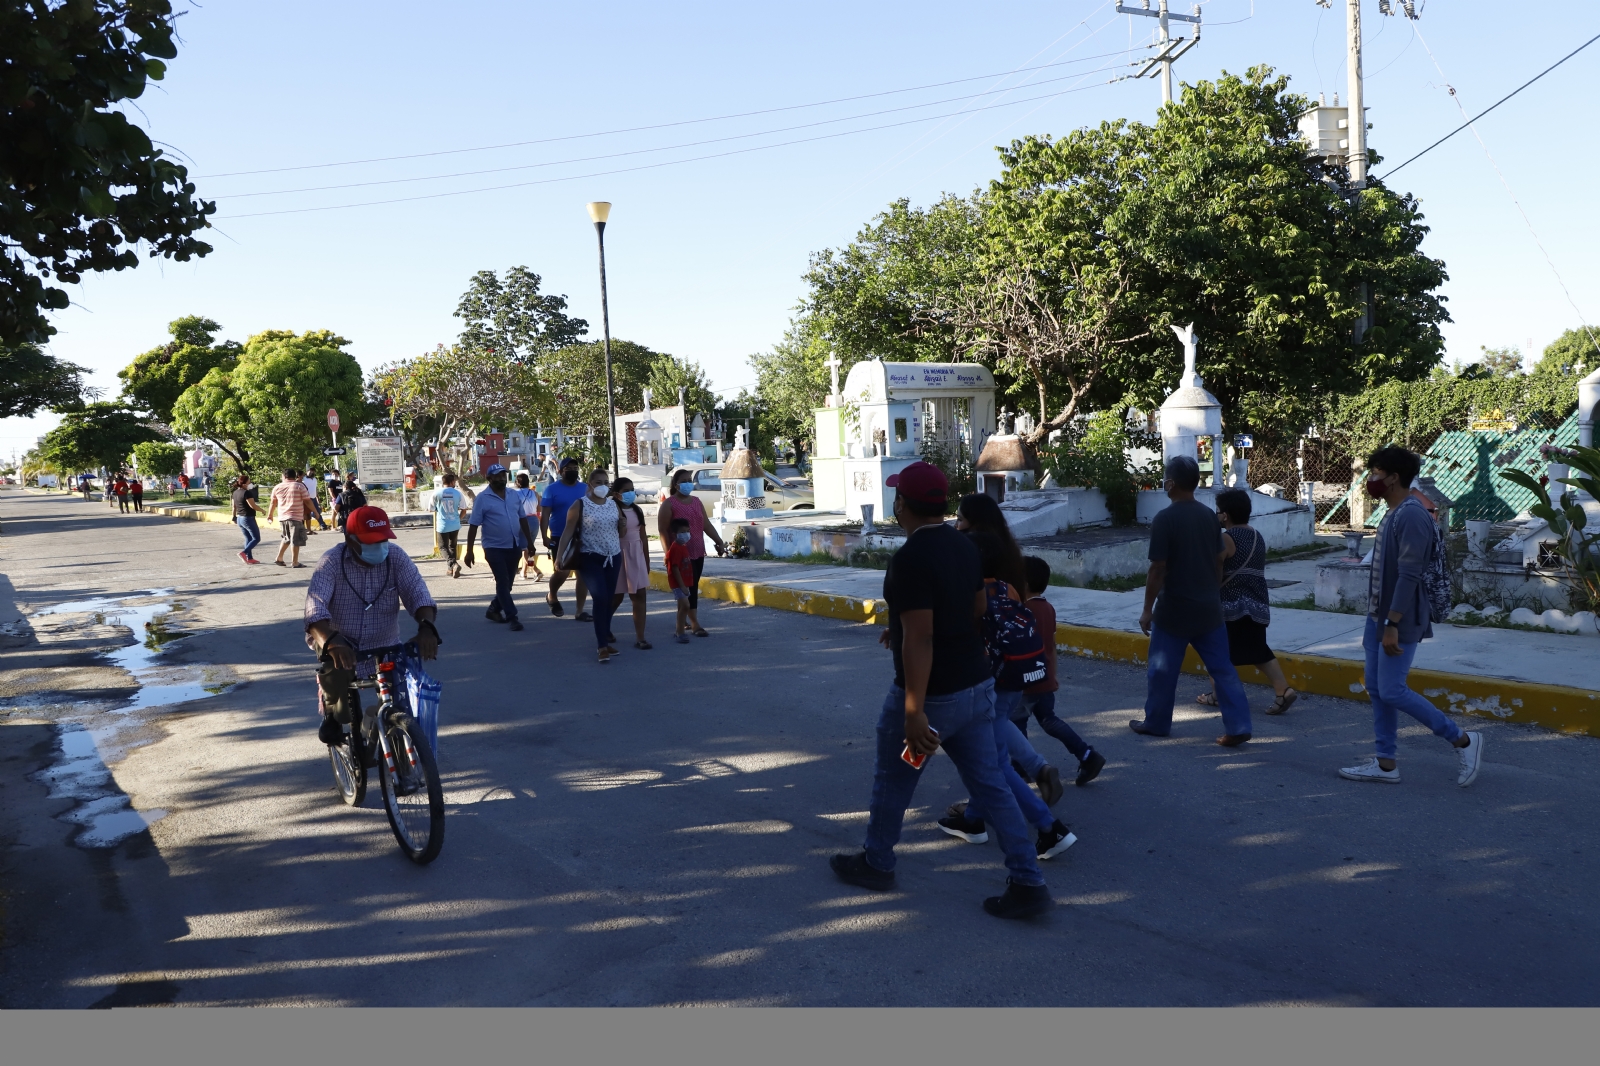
[{"left": 355, "top": 436, "right": 404, "bottom": 484}]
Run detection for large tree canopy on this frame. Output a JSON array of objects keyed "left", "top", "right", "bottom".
[
  {"left": 379, "top": 344, "right": 552, "bottom": 473},
  {"left": 454, "top": 266, "right": 588, "bottom": 361},
  {"left": 118, "top": 315, "right": 241, "bottom": 422},
  {"left": 38, "top": 401, "right": 159, "bottom": 473},
  {"left": 1, "top": 0, "right": 215, "bottom": 346},
  {"left": 0, "top": 341, "right": 85, "bottom": 418}
]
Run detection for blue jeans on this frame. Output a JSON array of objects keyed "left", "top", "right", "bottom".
[
  {"left": 862, "top": 680, "right": 1044, "bottom": 887},
  {"left": 1142, "top": 622, "right": 1253, "bottom": 736},
  {"left": 235, "top": 514, "right": 261, "bottom": 558},
  {"left": 1016, "top": 691, "right": 1091, "bottom": 762},
  {"left": 484, "top": 546, "right": 522, "bottom": 621},
  {"left": 1362, "top": 615, "right": 1461, "bottom": 759},
  {"left": 576, "top": 552, "right": 621, "bottom": 649},
  {"left": 965, "top": 690, "right": 1054, "bottom": 833}
]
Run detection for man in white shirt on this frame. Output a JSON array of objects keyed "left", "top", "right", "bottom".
[{"left": 302, "top": 468, "right": 329, "bottom": 532}]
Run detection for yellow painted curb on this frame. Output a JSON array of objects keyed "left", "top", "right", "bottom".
[
  {"left": 146, "top": 503, "right": 234, "bottom": 524},
  {"left": 669, "top": 570, "right": 1600, "bottom": 738}
]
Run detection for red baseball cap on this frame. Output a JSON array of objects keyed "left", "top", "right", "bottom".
[
  {"left": 885, "top": 461, "right": 948, "bottom": 505},
  {"left": 346, "top": 506, "right": 397, "bottom": 543}
]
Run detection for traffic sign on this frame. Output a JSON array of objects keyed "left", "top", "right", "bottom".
[
  {"left": 327, "top": 408, "right": 340, "bottom": 432},
  {"left": 322, "top": 446, "right": 348, "bottom": 456}
]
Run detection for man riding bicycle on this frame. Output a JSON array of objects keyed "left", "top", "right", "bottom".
[{"left": 305, "top": 505, "right": 441, "bottom": 745}]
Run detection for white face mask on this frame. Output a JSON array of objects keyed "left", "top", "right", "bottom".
[{"left": 591, "top": 483, "right": 610, "bottom": 499}]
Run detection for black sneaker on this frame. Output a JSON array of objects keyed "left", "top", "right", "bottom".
[
  {"left": 829, "top": 851, "right": 895, "bottom": 891},
  {"left": 1036, "top": 819, "right": 1078, "bottom": 860},
  {"left": 937, "top": 811, "right": 988, "bottom": 844},
  {"left": 318, "top": 715, "right": 345, "bottom": 745},
  {"left": 1035, "top": 764, "right": 1064, "bottom": 805},
  {"left": 1075, "top": 749, "right": 1106, "bottom": 787},
  {"left": 983, "top": 879, "right": 1052, "bottom": 919},
  {"left": 486, "top": 608, "right": 506, "bottom": 623},
  {"left": 508, "top": 619, "right": 524, "bottom": 631}
]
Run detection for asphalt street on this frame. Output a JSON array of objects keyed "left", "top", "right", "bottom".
[{"left": 1, "top": 487, "right": 1597, "bottom": 1007}]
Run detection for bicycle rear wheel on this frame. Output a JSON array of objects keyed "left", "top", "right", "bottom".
[
  {"left": 329, "top": 724, "right": 366, "bottom": 807},
  {"left": 378, "top": 712, "right": 444, "bottom": 864}
]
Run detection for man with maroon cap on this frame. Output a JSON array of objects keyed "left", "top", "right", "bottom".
[
  {"left": 829, "top": 461, "right": 1052, "bottom": 920},
  {"left": 305, "top": 505, "right": 441, "bottom": 746}
]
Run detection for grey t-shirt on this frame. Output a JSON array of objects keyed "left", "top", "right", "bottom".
[{"left": 1148, "top": 499, "right": 1225, "bottom": 639}]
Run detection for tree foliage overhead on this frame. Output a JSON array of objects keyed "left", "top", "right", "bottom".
[
  {"left": 37, "top": 401, "right": 159, "bottom": 473},
  {"left": 454, "top": 266, "right": 588, "bottom": 361},
  {"left": 171, "top": 329, "right": 368, "bottom": 476},
  {"left": 645, "top": 354, "right": 719, "bottom": 426},
  {"left": 0, "top": 341, "right": 85, "bottom": 417},
  {"left": 131, "top": 438, "right": 183, "bottom": 477},
  {"left": 535, "top": 338, "right": 661, "bottom": 444},
  {"left": 379, "top": 344, "right": 552, "bottom": 473},
  {"left": 1, "top": 0, "right": 215, "bottom": 346},
  {"left": 118, "top": 315, "right": 241, "bottom": 422}
]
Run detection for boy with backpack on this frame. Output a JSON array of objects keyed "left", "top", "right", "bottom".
[
  {"left": 936, "top": 529, "right": 1076, "bottom": 860},
  {"left": 1019, "top": 556, "right": 1106, "bottom": 786},
  {"left": 1339, "top": 445, "right": 1483, "bottom": 787}
]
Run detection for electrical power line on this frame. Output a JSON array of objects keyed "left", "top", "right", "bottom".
[
  {"left": 1379, "top": 30, "right": 1600, "bottom": 179},
  {"left": 216, "top": 77, "right": 1126, "bottom": 220},
  {"left": 195, "top": 44, "right": 1159, "bottom": 180}
]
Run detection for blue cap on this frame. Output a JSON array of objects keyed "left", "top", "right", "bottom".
[{"left": 486, "top": 463, "right": 508, "bottom": 476}]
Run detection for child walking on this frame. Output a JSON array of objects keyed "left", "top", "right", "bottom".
[
  {"left": 666, "top": 517, "right": 695, "bottom": 644},
  {"left": 1020, "top": 556, "right": 1107, "bottom": 786}
]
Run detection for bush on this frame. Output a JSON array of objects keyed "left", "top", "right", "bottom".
[
  {"left": 1046, "top": 410, "right": 1162, "bottom": 525},
  {"left": 132, "top": 441, "right": 185, "bottom": 479}
]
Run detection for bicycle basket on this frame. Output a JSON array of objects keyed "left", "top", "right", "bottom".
[{"left": 404, "top": 657, "right": 442, "bottom": 757}]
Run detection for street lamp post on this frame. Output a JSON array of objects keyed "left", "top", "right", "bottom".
[{"left": 587, "top": 201, "right": 619, "bottom": 477}]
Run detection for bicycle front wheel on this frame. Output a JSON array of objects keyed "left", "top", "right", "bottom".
[
  {"left": 378, "top": 713, "right": 444, "bottom": 864},
  {"left": 330, "top": 725, "right": 366, "bottom": 807}
]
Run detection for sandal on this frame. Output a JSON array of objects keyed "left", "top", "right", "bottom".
[
  {"left": 634, "top": 640, "right": 652, "bottom": 650},
  {"left": 1195, "top": 691, "right": 1218, "bottom": 707},
  {"left": 575, "top": 611, "right": 593, "bottom": 623},
  {"left": 1266, "top": 688, "right": 1299, "bottom": 716},
  {"left": 547, "top": 595, "right": 563, "bottom": 617},
  {"left": 693, "top": 628, "right": 710, "bottom": 637}
]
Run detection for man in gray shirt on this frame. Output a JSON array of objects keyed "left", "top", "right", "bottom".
[{"left": 1130, "top": 456, "right": 1254, "bottom": 745}]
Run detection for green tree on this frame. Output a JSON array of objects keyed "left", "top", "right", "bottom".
[
  {"left": 382, "top": 344, "right": 552, "bottom": 472},
  {"left": 118, "top": 315, "right": 241, "bottom": 422},
  {"left": 746, "top": 316, "right": 848, "bottom": 454},
  {"left": 171, "top": 330, "right": 367, "bottom": 476},
  {"left": 535, "top": 339, "right": 661, "bottom": 456},
  {"left": 38, "top": 402, "right": 160, "bottom": 473},
  {"left": 646, "top": 353, "right": 719, "bottom": 424},
  {"left": 1, "top": 0, "right": 214, "bottom": 346},
  {"left": 454, "top": 266, "right": 588, "bottom": 361},
  {"left": 0, "top": 342, "right": 85, "bottom": 417},
  {"left": 1479, "top": 345, "right": 1524, "bottom": 378},
  {"left": 131, "top": 439, "right": 183, "bottom": 478}
]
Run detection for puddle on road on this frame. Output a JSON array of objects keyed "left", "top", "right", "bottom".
[{"left": 22, "top": 588, "right": 231, "bottom": 849}]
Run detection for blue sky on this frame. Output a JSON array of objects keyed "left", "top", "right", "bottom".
[{"left": 7, "top": 0, "right": 1596, "bottom": 459}]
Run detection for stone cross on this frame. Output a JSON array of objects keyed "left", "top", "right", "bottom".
[
  {"left": 642, "top": 387, "right": 653, "bottom": 416},
  {"left": 824, "top": 353, "right": 843, "bottom": 406},
  {"left": 1171, "top": 323, "right": 1201, "bottom": 388},
  {"left": 677, "top": 385, "right": 686, "bottom": 409}
]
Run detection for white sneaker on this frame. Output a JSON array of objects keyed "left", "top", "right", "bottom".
[
  {"left": 1339, "top": 757, "right": 1401, "bottom": 784},
  {"left": 1456, "top": 731, "right": 1484, "bottom": 787}
]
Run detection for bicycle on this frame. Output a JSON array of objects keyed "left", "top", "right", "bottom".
[{"left": 321, "top": 642, "right": 445, "bottom": 864}]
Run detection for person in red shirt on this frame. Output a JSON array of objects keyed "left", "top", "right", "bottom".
[
  {"left": 113, "top": 475, "right": 130, "bottom": 513},
  {"left": 128, "top": 477, "right": 144, "bottom": 513},
  {"left": 1018, "top": 556, "right": 1106, "bottom": 787},
  {"left": 665, "top": 517, "right": 696, "bottom": 644}
]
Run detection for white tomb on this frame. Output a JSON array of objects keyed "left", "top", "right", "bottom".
[{"left": 1159, "top": 324, "right": 1225, "bottom": 486}]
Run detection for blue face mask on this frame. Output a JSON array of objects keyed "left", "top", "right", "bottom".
[
  {"left": 356, "top": 540, "right": 390, "bottom": 564},
  {"left": 677, "top": 481, "right": 694, "bottom": 495},
  {"left": 675, "top": 532, "right": 691, "bottom": 544},
  {"left": 620, "top": 490, "right": 636, "bottom": 505}
]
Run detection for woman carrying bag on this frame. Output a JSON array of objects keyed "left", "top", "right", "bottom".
[{"left": 555, "top": 468, "right": 629, "bottom": 663}]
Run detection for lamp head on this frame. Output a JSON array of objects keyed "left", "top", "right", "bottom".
[{"left": 587, "top": 201, "right": 612, "bottom": 224}]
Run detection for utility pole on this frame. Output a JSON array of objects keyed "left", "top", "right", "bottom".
[
  {"left": 1344, "top": 0, "right": 1367, "bottom": 187},
  {"left": 1117, "top": 1, "right": 1201, "bottom": 106}
]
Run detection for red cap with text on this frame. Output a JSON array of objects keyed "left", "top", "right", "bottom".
[
  {"left": 346, "top": 506, "right": 397, "bottom": 543},
  {"left": 884, "top": 461, "right": 948, "bottom": 505}
]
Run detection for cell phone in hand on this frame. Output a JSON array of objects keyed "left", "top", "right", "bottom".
[{"left": 901, "top": 728, "right": 939, "bottom": 769}]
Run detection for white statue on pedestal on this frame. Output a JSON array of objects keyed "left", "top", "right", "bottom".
[
  {"left": 824, "top": 353, "right": 843, "bottom": 409},
  {"left": 734, "top": 424, "right": 748, "bottom": 450}
]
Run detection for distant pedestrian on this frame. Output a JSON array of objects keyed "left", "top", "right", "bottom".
[
  {"left": 514, "top": 472, "right": 544, "bottom": 581},
  {"left": 1340, "top": 445, "right": 1483, "bottom": 787},
  {"left": 232, "top": 474, "right": 263, "bottom": 564},
  {"left": 335, "top": 475, "right": 366, "bottom": 531},
  {"left": 301, "top": 469, "right": 328, "bottom": 532},
  {"left": 432, "top": 471, "right": 465, "bottom": 578},
  {"left": 114, "top": 475, "right": 130, "bottom": 513},
  {"left": 554, "top": 468, "right": 628, "bottom": 663},
  {"left": 266, "top": 467, "right": 313, "bottom": 568},
  {"left": 657, "top": 467, "right": 728, "bottom": 637},
  {"left": 827, "top": 461, "right": 1052, "bottom": 919},
  {"left": 1129, "top": 456, "right": 1254, "bottom": 746},
  {"left": 540, "top": 458, "right": 589, "bottom": 618},
  {"left": 463, "top": 463, "right": 534, "bottom": 632},
  {"left": 201, "top": 471, "right": 213, "bottom": 498},
  {"left": 1020, "top": 555, "right": 1105, "bottom": 786},
  {"left": 611, "top": 477, "right": 652, "bottom": 649},
  {"left": 178, "top": 472, "right": 190, "bottom": 498},
  {"left": 1198, "top": 489, "right": 1298, "bottom": 716},
  {"left": 665, "top": 517, "right": 695, "bottom": 643},
  {"left": 128, "top": 477, "right": 143, "bottom": 512}
]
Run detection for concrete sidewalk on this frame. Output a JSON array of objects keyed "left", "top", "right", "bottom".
[{"left": 666, "top": 554, "right": 1600, "bottom": 737}]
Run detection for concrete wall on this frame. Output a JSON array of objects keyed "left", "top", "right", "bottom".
[
  {"left": 998, "top": 488, "right": 1112, "bottom": 537},
  {"left": 1027, "top": 536, "right": 1152, "bottom": 585},
  {"left": 1137, "top": 488, "right": 1317, "bottom": 551}
]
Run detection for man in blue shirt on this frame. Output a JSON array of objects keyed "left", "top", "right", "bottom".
[
  {"left": 539, "top": 457, "right": 591, "bottom": 620},
  {"left": 463, "top": 464, "right": 534, "bottom": 632},
  {"left": 432, "top": 472, "right": 465, "bottom": 578}
]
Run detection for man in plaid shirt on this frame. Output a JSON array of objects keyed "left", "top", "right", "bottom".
[{"left": 305, "top": 505, "right": 441, "bottom": 745}]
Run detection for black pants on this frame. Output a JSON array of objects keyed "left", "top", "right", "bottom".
[
  {"left": 440, "top": 530, "right": 459, "bottom": 571},
  {"left": 1015, "top": 691, "right": 1091, "bottom": 762},
  {"left": 484, "top": 546, "right": 521, "bottom": 620},
  {"left": 688, "top": 556, "right": 705, "bottom": 609}
]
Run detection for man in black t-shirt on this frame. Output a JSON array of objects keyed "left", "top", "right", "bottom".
[
  {"left": 829, "top": 462, "right": 1050, "bottom": 920},
  {"left": 1130, "top": 455, "right": 1254, "bottom": 744}
]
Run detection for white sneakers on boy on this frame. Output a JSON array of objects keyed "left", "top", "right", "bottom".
[
  {"left": 1456, "top": 731, "right": 1484, "bottom": 788},
  {"left": 1338, "top": 757, "right": 1402, "bottom": 784}
]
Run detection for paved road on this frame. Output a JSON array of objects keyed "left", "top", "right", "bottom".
[{"left": 2, "top": 488, "right": 1597, "bottom": 1006}]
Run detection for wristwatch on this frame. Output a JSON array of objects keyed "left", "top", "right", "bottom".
[{"left": 1383, "top": 619, "right": 1398, "bottom": 628}]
